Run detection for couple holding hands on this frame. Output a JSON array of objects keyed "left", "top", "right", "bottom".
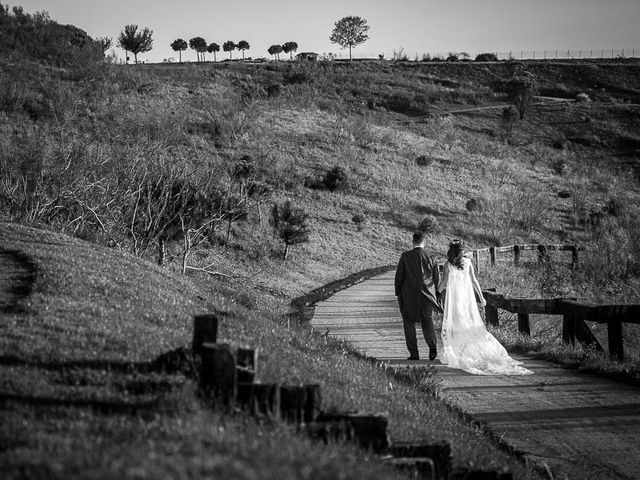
[{"left": 395, "top": 232, "right": 532, "bottom": 375}]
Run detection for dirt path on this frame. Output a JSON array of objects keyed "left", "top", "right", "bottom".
[{"left": 312, "top": 271, "right": 640, "bottom": 480}]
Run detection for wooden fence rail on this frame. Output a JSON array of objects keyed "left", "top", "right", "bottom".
[
  {"left": 467, "top": 243, "right": 582, "bottom": 272},
  {"left": 482, "top": 289, "right": 640, "bottom": 361}
]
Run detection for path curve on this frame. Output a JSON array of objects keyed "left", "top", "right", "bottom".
[
  {"left": 0, "top": 248, "right": 36, "bottom": 313},
  {"left": 312, "top": 270, "right": 640, "bottom": 480}
]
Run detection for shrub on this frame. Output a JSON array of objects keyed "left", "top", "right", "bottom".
[
  {"left": 417, "top": 215, "right": 440, "bottom": 235},
  {"left": 465, "top": 198, "right": 484, "bottom": 212},
  {"left": 475, "top": 53, "right": 499, "bottom": 62},
  {"left": 351, "top": 211, "right": 367, "bottom": 231},
  {"left": 505, "top": 73, "right": 537, "bottom": 120},
  {"left": 501, "top": 105, "right": 519, "bottom": 140},
  {"left": 415, "top": 155, "right": 434, "bottom": 167},
  {"left": 323, "top": 166, "right": 348, "bottom": 191}
]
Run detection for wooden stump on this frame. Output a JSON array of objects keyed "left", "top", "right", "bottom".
[
  {"left": 280, "top": 386, "right": 306, "bottom": 424},
  {"left": 199, "top": 343, "right": 236, "bottom": 408},
  {"left": 571, "top": 245, "right": 579, "bottom": 268},
  {"left": 608, "top": 320, "right": 624, "bottom": 361},
  {"left": 384, "top": 457, "right": 436, "bottom": 480},
  {"left": 236, "top": 348, "right": 258, "bottom": 383},
  {"left": 517, "top": 313, "right": 531, "bottom": 336},
  {"left": 513, "top": 245, "right": 521, "bottom": 266},
  {"left": 237, "top": 382, "right": 279, "bottom": 419},
  {"left": 303, "top": 384, "right": 322, "bottom": 423},
  {"left": 489, "top": 247, "right": 496, "bottom": 267},
  {"left": 314, "top": 412, "right": 389, "bottom": 453},
  {"left": 389, "top": 441, "right": 451, "bottom": 480},
  {"left": 193, "top": 315, "right": 218, "bottom": 355}
]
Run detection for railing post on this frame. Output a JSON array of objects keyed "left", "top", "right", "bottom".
[
  {"left": 485, "top": 305, "right": 499, "bottom": 326},
  {"left": 562, "top": 314, "right": 576, "bottom": 346},
  {"left": 473, "top": 250, "right": 480, "bottom": 274},
  {"left": 489, "top": 246, "right": 496, "bottom": 267},
  {"left": 608, "top": 321, "right": 624, "bottom": 361},
  {"left": 571, "top": 246, "right": 579, "bottom": 269},
  {"left": 514, "top": 245, "right": 521, "bottom": 266},
  {"left": 517, "top": 313, "right": 531, "bottom": 336},
  {"left": 537, "top": 245, "right": 548, "bottom": 264}
]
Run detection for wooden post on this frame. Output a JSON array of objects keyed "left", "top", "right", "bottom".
[
  {"left": 389, "top": 441, "right": 451, "bottom": 480},
  {"left": 473, "top": 250, "right": 480, "bottom": 274},
  {"left": 517, "top": 313, "right": 531, "bottom": 336},
  {"left": 237, "top": 383, "right": 279, "bottom": 418},
  {"left": 608, "top": 321, "right": 624, "bottom": 361},
  {"left": 513, "top": 245, "right": 521, "bottom": 266},
  {"left": 199, "top": 343, "right": 236, "bottom": 408},
  {"left": 562, "top": 314, "right": 576, "bottom": 346},
  {"left": 485, "top": 305, "right": 499, "bottom": 326},
  {"left": 280, "top": 386, "right": 306, "bottom": 424},
  {"left": 489, "top": 246, "right": 496, "bottom": 267},
  {"left": 193, "top": 315, "right": 218, "bottom": 355},
  {"left": 314, "top": 413, "right": 390, "bottom": 453},
  {"left": 236, "top": 348, "right": 257, "bottom": 383},
  {"left": 304, "top": 384, "right": 322, "bottom": 423}
]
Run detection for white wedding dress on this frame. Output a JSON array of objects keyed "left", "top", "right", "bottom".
[{"left": 441, "top": 258, "right": 533, "bottom": 375}]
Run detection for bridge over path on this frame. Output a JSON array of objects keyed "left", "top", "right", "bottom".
[{"left": 312, "top": 270, "right": 640, "bottom": 480}]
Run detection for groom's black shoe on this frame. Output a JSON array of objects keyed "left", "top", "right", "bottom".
[
  {"left": 407, "top": 355, "right": 419, "bottom": 361},
  {"left": 429, "top": 347, "right": 438, "bottom": 361}
]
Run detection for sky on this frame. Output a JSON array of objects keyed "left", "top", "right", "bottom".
[{"left": 12, "top": 0, "right": 640, "bottom": 62}]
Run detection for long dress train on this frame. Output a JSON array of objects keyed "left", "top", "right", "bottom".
[{"left": 441, "top": 258, "right": 533, "bottom": 375}]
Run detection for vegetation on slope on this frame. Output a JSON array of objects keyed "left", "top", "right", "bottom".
[{"left": 2, "top": 8, "right": 640, "bottom": 478}]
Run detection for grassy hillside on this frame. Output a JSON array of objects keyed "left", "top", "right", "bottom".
[{"left": 2, "top": 25, "right": 640, "bottom": 478}]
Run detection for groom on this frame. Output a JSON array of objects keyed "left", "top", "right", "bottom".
[{"left": 395, "top": 231, "right": 441, "bottom": 361}]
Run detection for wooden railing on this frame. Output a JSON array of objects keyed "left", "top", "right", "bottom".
[
  {"left": 467, "top": 243, "right": 581, "bottom": 272},
  {"left": 482, "top": 289, "right": 640, "bottom": 361}
]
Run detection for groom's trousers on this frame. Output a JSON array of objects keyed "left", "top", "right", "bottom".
[{"left": 401, "top": 298, "right": 436, "bottom": 358}]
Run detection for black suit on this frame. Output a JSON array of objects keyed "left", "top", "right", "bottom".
[{"left": 395, "top": 246, "right": 441, "bottom": 358}]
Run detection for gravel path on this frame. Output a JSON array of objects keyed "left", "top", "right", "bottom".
[{"left": 312, "top": 270, "right": 640, "bottom": 480}]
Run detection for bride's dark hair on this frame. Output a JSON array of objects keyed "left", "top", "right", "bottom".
[{"left": 447, "top": 240, "right": 464, "bottom": 270}]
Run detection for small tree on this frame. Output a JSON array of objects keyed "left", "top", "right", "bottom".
[
  {"left": 272, "top": 201, "right": 310, "bottom": 260},
  {"left": 207, "top": 42, "right": 220, "bottom": 62},
  {"left": 117, "top": 24, "right": 153, "bottom": 64},
  {"left": 268, "top": 44, "right": 283, "bottom": 60},
  {"left": 237, "top": 40, "right": 250, "bottom": 60},
  {"left": 170, "top": 38, "right": 188, "bottom": 63},
  {"left": 329, "top": 15, "right": 369, "bottom": 60},
  {"left": 223, "top": 40, "right": 236, "bottom": 59},
  {"left": 282, "top": 41, "right": 298, "bottom": 60},
  {"left": 189, "top": 36, "right": 208, "bottom": 62},
  {"left": 505, "top": 73, "right": 537, "bottom": 120}
]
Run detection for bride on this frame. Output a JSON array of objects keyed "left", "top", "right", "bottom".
[{"left": 437, "top": 240, "right": 533, "bottom": 375}]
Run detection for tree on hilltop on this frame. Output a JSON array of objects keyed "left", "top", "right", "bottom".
[
  {"left": 237, "top": 40, "right": 250, "bottom": 60},
  {"left": 170, "top": 38, "right": 187, "bottom": 62},
  {"left": 267, "top": 44, "right": 283, "bottom": 61},
  {"left": 207, "top": 42, "right": 220, "bottom": 62},
  {"left": 117, "top": 24, "right": 153, "bottom": 64},
  {"left": 505, "top": 73, "right": 537, "bottom": 120},
  {"left": 282, "top": 41, "right": 298, "bottom": 60},
  {"left": 329, "top": 16, "right": 369, "bottom": 60},
  {"left": 223, "top": 40, "right": 236, "bottom": 59},
  {"left": 189, "top": 36, "right": 208, "bottom": 62}
]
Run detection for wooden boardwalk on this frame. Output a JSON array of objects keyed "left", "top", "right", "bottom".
[{"left": 312, "top": 271, "right": 640, "bottom": 480}]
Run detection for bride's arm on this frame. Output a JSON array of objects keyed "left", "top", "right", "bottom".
[
  {"left": 468, "top": 261, "right": 486, "bottom": 306},
  {"left": 437, "top": 262, "right": 448, "bottom": 293}
]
